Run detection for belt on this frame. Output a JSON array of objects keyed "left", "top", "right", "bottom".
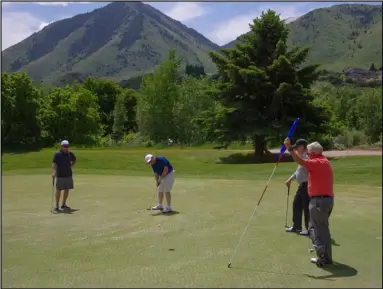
[{"left": 310, "top": 195, "right": 332, "bottom": 199}]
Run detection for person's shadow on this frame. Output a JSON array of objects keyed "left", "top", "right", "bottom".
[
  {"left": 59, "top": 209, "right": 80, "bottom": 215},
  {"left": 151, "top": 211, "right": 179, "bottom": 216},
  {"left": 305, "top": 261, "right": 358, "bottom": 280},
  {"left": 331, "top": 238, "right": 340, "bottom": 246}
]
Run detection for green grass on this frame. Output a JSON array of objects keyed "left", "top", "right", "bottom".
[
  {"left": 3, "top": 149, "right": 382, "bottom": 186},
  {"left": 2, "top": 149, "right": 382, "bottom": 288}
]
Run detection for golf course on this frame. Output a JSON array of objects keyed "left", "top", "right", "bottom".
[
  {"left": 2, "top": 148, "right": 382, "bottom": 288},
  {"left": 2, "top": 2, "right": 382, "bottom": 288}
]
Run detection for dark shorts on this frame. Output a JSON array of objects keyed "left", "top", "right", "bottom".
[{"left": 56, "top": 177, "right": 74, "bottom": 191}]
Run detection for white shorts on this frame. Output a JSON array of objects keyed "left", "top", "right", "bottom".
[{"left": 159, "top": 170, "right": 175, "bottom": 192}]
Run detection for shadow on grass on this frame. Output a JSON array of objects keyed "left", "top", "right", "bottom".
[
  {"left": 58, "top": 209, "right": 80, "bottom": 215},
  {"left": 218, "top": 152, "right": 338, "bottom": 164},
  {"left": 304, "top": 261, "right": 358, "bottom": 280},
  {"left": 331, "top": 238, "right": 340, "bottom": 246},
  {"left": 218, "top": 152, "right": 293, "bottom": 164},
  {"left": 230, "top": 266, "right": 305, "bottom": 277},
  {"left": 2, "top": 147, "right": 43, "bottom": 155},
  {"left": 151, "top": 211, "right": 180, "bottom": 216}
]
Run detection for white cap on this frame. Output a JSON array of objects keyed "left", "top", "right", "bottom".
[
  {"left": 61, "top": 140, "right": 69, "bottom": 146},
  {"left": 145, "top": 154, "right": 153, "bottom": 164}
]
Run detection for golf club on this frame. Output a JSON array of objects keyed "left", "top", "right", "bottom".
[
  {"left": 51, "top": 176, "right": 56, "bottom": 213},
  {"left": 147, "top": 185, "right": 159, "bottom": 210},
  {"left": 284, "top": 185, "right": 290, "bottom": 228},
  {"left": 227, "top": 118, "right": 300, "bottom": 268}
]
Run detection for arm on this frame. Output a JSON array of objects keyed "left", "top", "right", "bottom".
[
  {"left": 290, "top": 150, "right": 306, "bottom": 166},
  {"left": 160, "top": 166, "right": 169, "bottom": 178},
  {"left": 70, "top": 152, "right": 77, "bottom": 167},
  {"left": 283, "top": 138, "right": 306, "bottom": 166},
  {"left": 52, "top": 163, "right": 57, "bottom": 177},
  {"left": 155, "top": 167, "right": 169, "bottom": 184},
  {"left": 52, "top": 153, "right": 57, "bottom": 177},
  {"left": 288, "top": 172, "right": 297, "bottom": 182}
]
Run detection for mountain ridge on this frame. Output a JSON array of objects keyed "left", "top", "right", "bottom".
[
  {"left": 2, "top": 3, "right": 382, "bottom": 83},
  {"left": 221, "top": 4, "right": 382, "bottom": 71},
  {"left": 2, "top": 2, "right": 220, "bottom": 83}
]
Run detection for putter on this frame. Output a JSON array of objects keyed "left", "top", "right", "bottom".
[
  {"left": 51, "top": 176, "right": 56, "bottom": 213},
  {"left": 147, "top": 185, "right": 159, "bottom": 210},
  {"left": 284, "top": 185, "right": 290, "bottom": 228}
]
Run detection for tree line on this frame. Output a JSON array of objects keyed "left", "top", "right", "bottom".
[{"left": 2, "top": 10, "right": 381, "bottom": 158}]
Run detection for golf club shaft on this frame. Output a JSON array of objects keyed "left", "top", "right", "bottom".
[
  {"left": 228, "top": 157, "right": 282, "bottom": 266},
  {"left": 285, "top": 186, "right": 290, "bottom": 226},
  {"left": 148, "top": 186, "right": 158, "bottom": 209},
  {"left": 51, "top": 177, "right": 55, "bottom": 212}
]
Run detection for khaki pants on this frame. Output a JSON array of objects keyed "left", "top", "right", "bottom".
[{"left": 158, "top": 170, "right": 175, "bottom": 192}]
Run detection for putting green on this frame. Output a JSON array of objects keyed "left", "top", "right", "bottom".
[{"left": 2, "top": 174, "right": 382, "bottom": 288}]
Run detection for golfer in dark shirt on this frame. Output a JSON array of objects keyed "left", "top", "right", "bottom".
[{"left": 52, "top": 140, "right": 76, "bottom": 212}]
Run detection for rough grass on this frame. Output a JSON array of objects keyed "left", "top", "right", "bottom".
[{"left": 2, "top": 150, "right": 382, "bottom": 288}]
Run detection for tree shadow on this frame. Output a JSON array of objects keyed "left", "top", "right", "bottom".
[
  {"left": 151, "top": 211, "right": 180, "bottom": 216},
  {"left": 304, "top": 261, "right": 358, "bottom": 280},
  {"left": 218, "top": 152, "right": 294, "bottom": 164},
  {"left": 218, "top": 152, "right": 338, "bottom": 164},
  {"left": 2, "top": 147, "right": 43, "bottom": 155}
]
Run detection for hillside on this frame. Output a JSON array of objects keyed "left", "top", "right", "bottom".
[
  {"left": 2, "top": 3, "right": 382, "bottom": 83},
  {"left": 1, "top": 2, "right": 220, "bottom": 84},
  {"left": 221, "top": 4, "right": 382, "bottom": 72}
]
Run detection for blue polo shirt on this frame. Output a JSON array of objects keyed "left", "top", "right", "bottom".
[{"left": 151, "top": 156, "right": 173, "bottom": 176}]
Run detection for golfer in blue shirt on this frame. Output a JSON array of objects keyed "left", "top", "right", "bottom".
[{"left": 145, "top": 154, "right": 175, "bottom": 213}]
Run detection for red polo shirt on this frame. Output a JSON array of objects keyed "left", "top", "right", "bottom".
[{"left": 304, "top": 155, "right": 334, "bottom": 197}]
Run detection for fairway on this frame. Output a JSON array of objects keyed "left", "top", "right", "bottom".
[{"left": 2, "top": 150, "right": 382, "bottom": 288}]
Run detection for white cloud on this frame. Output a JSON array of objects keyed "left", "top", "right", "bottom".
[
  {"left": 2, "top": 2, "right": 91, "bottom": 7},
  {"left": 208, "top": 4, "right": 304, "bottom": 46},
  {"left": 1, "top": 12, "right": 47, "bottom": 50},
  {"left": 165, "top": 2, "right": 207, "bottom": 22},
  {"left": 35, "top": 2, "right": 90, "bottom": 6},
  {"left": 1, "top": 11, "right": 71, "bottom": 50},
  {"left": 39, "top": 21, "right": 52, "bottom": 30}
]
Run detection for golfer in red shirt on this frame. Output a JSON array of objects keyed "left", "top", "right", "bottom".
[{"left": 284, "top": 138, "right": 334, "bottom": 267}]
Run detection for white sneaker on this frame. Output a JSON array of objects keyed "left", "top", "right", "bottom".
[
  {"left": 151, "top": 204, "right": 163, "bottom": 210},
  {"left": 163, "top": 206, "right": 173, "bottom": 213},
  {"left": 300, "top": 230, "right": 309, "bottom": 236}
]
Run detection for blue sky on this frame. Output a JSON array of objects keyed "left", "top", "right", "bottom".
[{"left": 1, "top": 1, "right": 380, "bottom": 50}]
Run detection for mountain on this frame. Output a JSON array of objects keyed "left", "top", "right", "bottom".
[
  {"left": 221, "top": 4, "right": 382, "bottom": 71},
  {"left": 1, "top": 2, "right": 220, "bottom": 84},
  {"left": 2, "top": 3, "right": 382, "bottom": 83}
]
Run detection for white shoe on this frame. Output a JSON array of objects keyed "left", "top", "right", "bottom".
[
  {"left": 300, "top": 230, "right": 309, "bottom": 236},
  {"left": 163, "top": 206, "right": 173, "bottom": 213},
  {"left": 151, "top": 204, "right": 163, "bottom": 210}
]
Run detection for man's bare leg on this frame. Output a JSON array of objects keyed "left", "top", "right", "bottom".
[
  {"left": 165, "top": 192, "right": 171, "bottom": 207},
  {"left": 55, "top": 190, "right": 61, "bottom": 207},
  {"left": 163, "top": 192, "right": 173, "bottom": 213},
  {"left": 158, "top": 191, "right": 164, "bottom": 205},
  {"left": 63, "top": 189, "right": 69, "bottom": 206}
]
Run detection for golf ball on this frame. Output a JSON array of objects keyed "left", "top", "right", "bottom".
[{"left": 158, "top": 224, "right": 161, "bottom": 227}]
